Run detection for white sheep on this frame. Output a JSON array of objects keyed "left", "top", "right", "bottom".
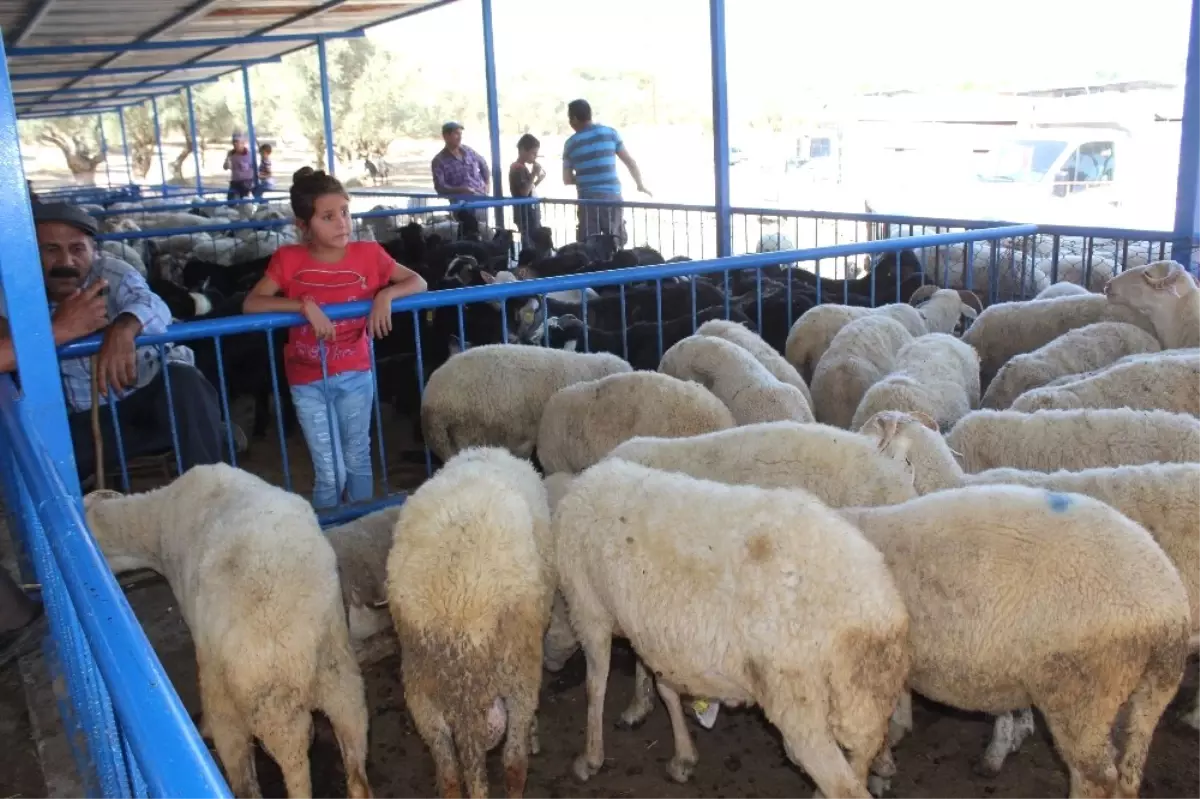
[
  {"left": 960, "top": 293, "right": 1157, "bottom": 384},
  {"left": 809, "top": 315, "right": 914, "bottom": 429},
  {"left": 325, "top": 505, "right": 403, "bottom": 660},
  {"left": 83, "top": 466, "right": 371, "bottom": 799},
  {"left": 536, "top": 370, "right": 734, "bottom": 474},
  {"left": 782, "top": 303, "right": 921, "bottom": 380},
  {"left": 658, "top": 334, "right": 814, "bottom": 425},
  {"left": 607, "top": 421, "right": 918, "bottom": 508},
  {"left": 388, "top": 447, "right": 554, "bottom": 799},
  {"left": 849, "top": 333, "right": 980, "bottom": 431},
  {"left": 838, "top": 484, "right": 1191, "bottom": 799},
  {"left": 694, "top": 318, "right": 813, "bottom": 407},
  {"left": 1009, "top": 351, "right": 1200, "bottom": 415},
  {"left": 1034, "top": 281, "right": 1091, "bottom": 300},
  {"left": 980, "top": 322, "right": 1163, "bottom": 410},
  {"left": 420, "top": 343, "right": 632, "bottom": 462},
  {"left": 905, "top": 285, "right": 984, "bottom": 335},
  {"left": 860, "top": 408, "right": 1200, "bottom": 757},
  {"left": 554, "top": 457, "right": 910, "bottom": 797},
  {"left": 944, "top": 408, "right": 1200, "bottom": 472},
  {"left": 1104, "top": 259, "right": 1200, "bottom": 349}
]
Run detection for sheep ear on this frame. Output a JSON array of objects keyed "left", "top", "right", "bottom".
[
  {"left": 909, "top": 411, "right": 940, "bottom": 433},
  {"left": 956, "top": 289, "right": 984, "bottom": 314},
  {"left": 908, "top": 285, "right": 938, "bottom": 306},
  {"left": 480, "top": 271, "right": 496, "bottom": 284}
]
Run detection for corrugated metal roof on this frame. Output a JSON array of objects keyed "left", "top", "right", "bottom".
[{"left": 3, "top": 0, "right": 458, "bottom": 117}]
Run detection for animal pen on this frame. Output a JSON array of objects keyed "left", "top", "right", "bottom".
[{"left": 0, "top": 0, "right": 1197, "bottom": 796}]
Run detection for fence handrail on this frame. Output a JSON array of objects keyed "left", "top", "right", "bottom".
[
  {"left": 729, "top": 204, "right": 1177, "bottom": 241},
  {"left": 94, "top": 196, "right": 543, "bottom": 242},
  {"left": 91, "top": 196, "right": 289, "bottom": 217},
  {"left": 58, "top": 223, "right": 1038, "bottom": 358},
  {"left": 0, "top": 375, "right": 231, "bottom": 799}
]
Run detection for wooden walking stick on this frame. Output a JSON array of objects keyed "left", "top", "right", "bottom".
[{"left": 90, "top": 354, "right": 104, "bottom": 492}]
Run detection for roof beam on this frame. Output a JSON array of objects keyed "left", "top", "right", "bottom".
[
  {"left": 9, "top": 0, "right": 55, "bottom": 48},
  {"left": 41, "top": 0, "right": 225, "bottom": 104},
  {"left": 11, "top": 58, "right": 282, "bottom": 81},
  {"left": 116, "top": 0, "right": 353, "bottom": 95},
  {"left": 8, "top": 29, "right": 365, "bottom": 57},
  {"left": 13, "top": 79, "right": 219, "bottom": 97}
]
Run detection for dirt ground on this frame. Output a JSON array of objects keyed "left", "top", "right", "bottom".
[
  {"left": 80, "top": 574, "right": 1200, "bottom": 799},
  {"left": 2, "top": 396, "right": 1198, "bottom": 798}
]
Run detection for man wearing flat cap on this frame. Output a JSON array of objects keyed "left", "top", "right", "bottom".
[
  {"left": 431, "top": 121, "right": 491, "bottom": 239},
  {"left": 0, "top": 202, "right": 226, "bottom": 485}
]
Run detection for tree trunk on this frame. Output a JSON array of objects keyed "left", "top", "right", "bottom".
[
  {"left": 170, "top": 136, "right": 193, "bottom": 182},
  {"left": 38, "top": 130, "right": 104, "bottom": 186}
]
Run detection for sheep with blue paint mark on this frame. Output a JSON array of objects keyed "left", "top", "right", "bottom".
[
  {"left": 861, "top": 409, "right": 1200, "bottom": 744},
  {"left": 838, "top": 482, "right": 1191, "bottom": 799}
]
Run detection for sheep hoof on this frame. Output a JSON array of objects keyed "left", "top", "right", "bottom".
[
  {"left": 972, "top": 755, "right": 1004, "bottom": 778},
  {"left": 665, "top": 756, "right": 696, "bottom": 784},
  {"left": 572, "top": 754, "right": 602, "bottom": 782},
  {"left": 1180, "top": 705, "right": 1200, "bottom": 730},
  {"left": 868, "top": 774, "right": 891, "bottom": 797},
  {"left": 614, "top": 712, "right": 648, "bottom": 730}
]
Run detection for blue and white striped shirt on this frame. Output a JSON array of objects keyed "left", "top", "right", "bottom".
[{"left": 563, "top": 123, "right": 624, "bottom": 199}]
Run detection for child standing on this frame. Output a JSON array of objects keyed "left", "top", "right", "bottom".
[
  {"left": 508, "top": 133, "right": 546, "bottom": 250},
  {"left": 223, "top": 132, "right": 255, "bottom": 202},
  {"left": 254, "top": 142, "right": 275, "bottom": 199},
  {"left": 243, "top": 167, "right": 427, "bottom": 508}
]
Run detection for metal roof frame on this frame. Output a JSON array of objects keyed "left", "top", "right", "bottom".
[{"left": 4, "top": 0, "right": 462, "bottom": 117}]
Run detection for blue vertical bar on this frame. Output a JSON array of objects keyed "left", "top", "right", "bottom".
[
  {"left": 242, "top": 67, "right": 259, "bottom": 188},
  {"left": 0, "top": 37, "right": 82, "bottom": 494},
  {"left": 97, "top": 114, "right": 112, "bottom": 188},
  {"left": 317, "top": 36, "right": 336, "bottom": 176},
  {"left": 118, "top": 108, "right": 130, "bottom": 186},
  {"left": 150, "top": 97, "right": 167, "bottom": 193},
  {"left": 185, "top": 86, "right": 202, "bottom": 195},
  {"left": 709, "top": 0, "right": 732, "bottom": 258},
  {"left": 1172, "top": 0, "right": 1199, "bottom": 269},
  {"left": 481, "top": 0, "right": 504, "bottom": 231}
]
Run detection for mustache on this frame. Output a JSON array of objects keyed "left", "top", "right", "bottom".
[{"left": 48, "top": 267, "right": 81, "bottom": 279}]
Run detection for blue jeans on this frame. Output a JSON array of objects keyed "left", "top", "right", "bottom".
[{"left": 291, "top": 369, "right": 375, "bottom": 508}]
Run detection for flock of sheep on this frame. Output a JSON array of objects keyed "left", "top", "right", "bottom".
[{"left": 76, "top": 241, "right": 1199, "bottom": 798}]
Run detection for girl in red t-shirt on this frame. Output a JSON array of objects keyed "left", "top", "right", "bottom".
[{"left": 243, "top": 167, "right": 427, "bottom": 508}]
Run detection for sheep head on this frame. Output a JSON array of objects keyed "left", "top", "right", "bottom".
[
  {"left": 859, "top": 409, "right": 969, "bottom": 495},
  {"left": 1104, "top": 259, "right": 1195, "bottom": 308}
]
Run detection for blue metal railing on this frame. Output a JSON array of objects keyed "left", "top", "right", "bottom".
[
  {"left": 55, "top": 223, "right": 1034, "bottom": 514},
  {"left": 0, "top": 376, "right": 231, "bottom": 798}
]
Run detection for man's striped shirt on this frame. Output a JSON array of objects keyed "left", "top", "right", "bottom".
[{"left": 563, "top": 123, "right": 624, "bottom": 198}]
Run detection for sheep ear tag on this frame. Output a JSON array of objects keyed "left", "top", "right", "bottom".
[{"left": 691, "top": 698, "right": 720, "bottom": 729}]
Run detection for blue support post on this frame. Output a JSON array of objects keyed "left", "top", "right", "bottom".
[
  {"left": 481, "top": 0, "right": 504, "bottom": 231},
  {"left": 185, "top": 86, "right": 202, "bottom": 196},
  {"left": 117, "top": 108, "right": 130, "bottom": 186},
  {"left": 150, "top": 97, "right": 167, "bottom": 193},
  {"left": 317, "top": 36, "right": 336, "bottom": 175},
  {"left": 0, "top": 37, "right": 83, "bottom": 494},
  {"left": 242, "top": 67, "right": 259, "bottom": 193},
  {"left": 709, "top": 0, "right": 732, "bottom": 258},
  {"left": 1172, "top": 0, "right": 1200, "bottom": 269},
  {"left": 96, "top": 114, "right": 112, "bottom": 188}
]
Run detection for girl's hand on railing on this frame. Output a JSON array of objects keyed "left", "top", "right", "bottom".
[
  {"left": 300, "top": 297, "right": 336, "bottom": 341},
  {"left": 368, "top": 295, "right": 394, "bottom": 339}
]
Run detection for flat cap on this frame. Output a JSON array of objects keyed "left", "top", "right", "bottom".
[{"left": 32, "top": 202, "right": 99, "bottom": 237}]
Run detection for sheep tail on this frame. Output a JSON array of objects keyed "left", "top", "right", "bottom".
[{"left": 90, "top": 354, "right": 105, "bottom": 491}]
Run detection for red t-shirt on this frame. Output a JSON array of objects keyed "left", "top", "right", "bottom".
[{"left": 265, "top": 242, "right": 397, "bottom": 386}]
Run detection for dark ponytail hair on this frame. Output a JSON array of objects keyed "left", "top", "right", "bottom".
[{"left": 290, "top": 166, "right": 347, "bottom": 223}]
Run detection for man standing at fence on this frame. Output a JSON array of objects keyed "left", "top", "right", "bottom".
[
  {"left": 562, "top": 99, "right": 651, "bottom": 249},
  {"left": 0, "top": 203, "right": 229, "bottom": 487},
  {"left": 431, "top": 121, "right": 491, "bottom": 240}
]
